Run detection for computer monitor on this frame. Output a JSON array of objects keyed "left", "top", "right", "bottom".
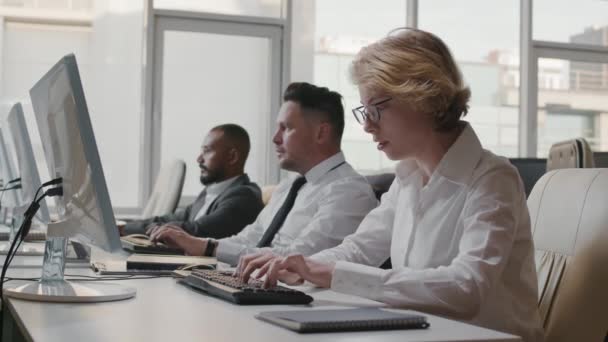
[
  {"left": 0, "top": 129, "right": 22, "bottom": 212},
  {"left": 5, "top": 103, "right": 50, "bottom": 225},
  {"left": 508, "top": 158, "right": 547, "bottom": 198},
  {"left": 4, "top": 54, "right": 135, "bottom": 302}
]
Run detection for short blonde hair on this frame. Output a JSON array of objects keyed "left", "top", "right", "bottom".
[{"left": 350, "top": 28, "right": 470, "bottom": 132}]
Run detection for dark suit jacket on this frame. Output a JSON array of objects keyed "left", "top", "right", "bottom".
[{"left": 123, "top": 174, "right": 263, "bottom": 239}]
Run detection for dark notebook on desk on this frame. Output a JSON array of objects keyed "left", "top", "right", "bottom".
[{"left": 256, "top": 307, "right": 429, "bottom": 333}]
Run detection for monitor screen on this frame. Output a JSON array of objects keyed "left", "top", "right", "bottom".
[
  {"left": 29, "top": 54, "right": 121, "bottom": 253},
  {"left": 0, "top": 129, "right": 22, "bottom": 209},
  {"left": 6, "top": 103, "right": 51, "bottom": 224}
]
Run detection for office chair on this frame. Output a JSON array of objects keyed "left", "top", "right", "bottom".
[
  {"left": 593, "top": 151, "right": 608, "bottom": 168},
  {"left": 508, "top": 158, "right": 547, "bottom": 198},
  {"left": 364, "top": 173, "right": 395, "bottom": 200},
  {"left": 546, "top": 138, "right": 595, "bottom": 171},
  {"left": 140, "top": 159, "right": 186, "bottom": 218},
  {"left": 528, "top": 168, "right": 608, "bottom": 341},
  {"left": 260, "top": 185, "right": 276, "bottom": 206}
]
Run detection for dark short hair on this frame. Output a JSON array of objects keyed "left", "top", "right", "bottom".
[
  {"left": 283, "top": 82, "right": 345, "bottom": 142},
  {"left": 211, "top": 123, "right": 251, "bottom": 163}
]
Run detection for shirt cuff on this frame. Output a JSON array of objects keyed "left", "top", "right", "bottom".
[
  {"left": 216, "top": 240, "right": 246, "bottom": 266},
  {"left": 331, "top": 261, "right": 385, "bottom": 300}
]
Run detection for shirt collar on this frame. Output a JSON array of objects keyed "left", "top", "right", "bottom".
[
  {"left": 395, "top": 122, "right": 483, "bottom": 185},
  {"left": 304, "top": 151, "right": 346, "bottom": 183},
  {"left": 395, "top": 159, "right": 420, "bottom": 183},
  {"left": 205, "top": 175, "right": 239, "bottom": 196}
]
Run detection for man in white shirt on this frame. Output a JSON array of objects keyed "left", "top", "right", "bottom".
[
  {"left": 151, "top": 82, "right": 378, "bottom": 265},
  {"left": 121, "top": 124, "right": 264, "bottom": 239}
]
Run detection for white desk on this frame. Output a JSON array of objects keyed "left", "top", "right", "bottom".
[
  {"left": 1, "top": 264, "right": 521, "bottom": 342},
  {"left": 0, "top": 251, "right": 90, "bottom": 269}
]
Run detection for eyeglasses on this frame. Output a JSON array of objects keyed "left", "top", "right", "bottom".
[{"left": 352, "top": 98, "right": 392, "bottom": 125}]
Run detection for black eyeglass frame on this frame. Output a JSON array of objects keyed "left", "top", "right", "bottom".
[{"left": 351, "top": 98, "right": 392, "bottom": 124}]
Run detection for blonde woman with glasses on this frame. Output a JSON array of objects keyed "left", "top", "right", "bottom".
[{"left": 237, "top": 28, "right": 543, "bottom": 342}]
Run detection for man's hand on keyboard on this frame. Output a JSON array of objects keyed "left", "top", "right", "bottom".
[
  {"left": 146, "top": 223, "right": 184, "bottom": 237},
  {"left": 150, "top": 227, "right": 207, "bottom": 256}
]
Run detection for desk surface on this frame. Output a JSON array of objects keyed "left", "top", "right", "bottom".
[{"left": 3, "top": 262, "right": 520, "bottom": 342}]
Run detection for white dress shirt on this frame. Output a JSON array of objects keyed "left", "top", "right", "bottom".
[
  {"left": 311, "top": 124, "right": 543, "bottom": 342},
  {"left": 216, "top": 152, "right": 378, "bottom": 266},
  {"left": 193, "top": 176, "right": 239, "bottom": 220}
]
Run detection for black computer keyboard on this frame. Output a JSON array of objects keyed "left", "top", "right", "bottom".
[{"left": 180, "top": 270, "right": 313, "bottom": 305}]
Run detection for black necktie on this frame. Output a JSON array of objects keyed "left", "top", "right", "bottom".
[{"left": 256, "top": 176, "right": 307, "bottom": 247}]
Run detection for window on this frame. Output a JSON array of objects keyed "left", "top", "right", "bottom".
[
  {"left": 534, "top": 0, "right": 608, "bottom": 47},
  {"left": 159, "top": 30, "right": 274, "bottom": 197},
  {"left": 537, "top": 58, "right": 608, "bottom": 157},
  {"left": 314, "top": 0, "right": 406, "bottom": 173},
  {"left": 420, "top": 0, "right": 520, "bottom": 157},
  {"left": 0, "top": 1, "right": 144, "bottom": 208},
  {"left": 529, "top": 1, "right": 608, "bottom": 157},
  {"left": 154, "top": 0, "right": 285, "bottom": 18},
  {"left": 1, "top": 21, "right": 91, "bottom": 190},
  {"left": 0, "top": 0, "right": 92, "bottom": 10}
]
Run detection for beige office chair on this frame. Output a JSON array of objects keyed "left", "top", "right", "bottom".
[
  {"left": 546, "top": 138, "right": 595, "bottom": 171},
  {"left": 261, "top": 185, "right": 276, "bottom": 206},
  {"left": 140, "top": 159, "right": 186, "bottom": 218},
  {"left": 528, "top": 168, "right": 608, "bottom": 341}
]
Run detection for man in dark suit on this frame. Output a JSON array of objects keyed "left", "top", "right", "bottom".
[{"left": 120, "top": 124, "right": 264, "bottom": 239}]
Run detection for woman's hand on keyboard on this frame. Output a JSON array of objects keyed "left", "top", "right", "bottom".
[
  {"left": 237, "top": 252, "right": 281, "bottom": 283},
  {"left": 237, "top": 253, "right": 335, "bottom": 289}
]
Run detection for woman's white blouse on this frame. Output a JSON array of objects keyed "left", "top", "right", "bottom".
[{"left": 311, "top": 124, "right": 544, "bottom": 342}]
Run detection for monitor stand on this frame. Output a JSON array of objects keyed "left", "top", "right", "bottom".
[{"left": 4, "top": 234, "right": 136, "bottom": 303}]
